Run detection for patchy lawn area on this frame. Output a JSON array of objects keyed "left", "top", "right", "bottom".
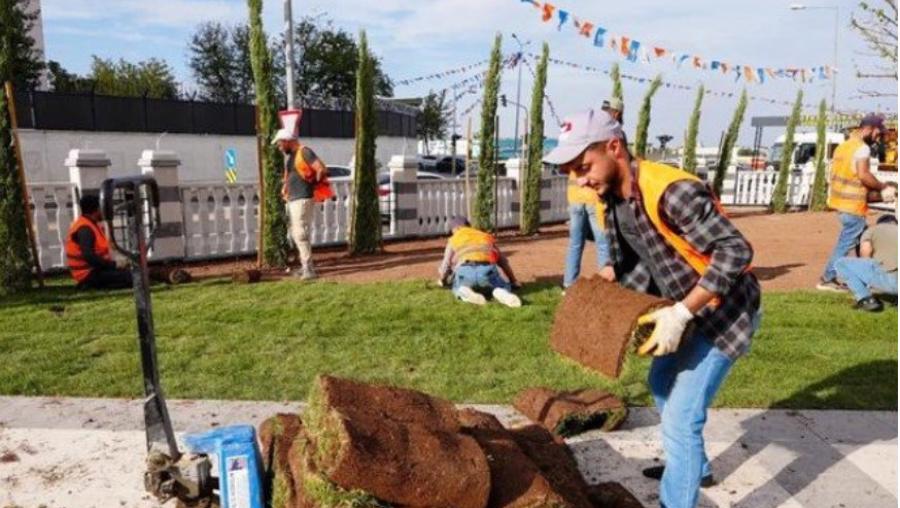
[{"left": 0, "top": 279, "right": 895, "bottom": 409}]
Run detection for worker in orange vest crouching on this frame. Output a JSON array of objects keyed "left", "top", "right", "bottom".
[
  {"left": 65, "top": 195, "right": 132, "bottom": 290},
  {"left": 437, "top": 217, "right": 522, "bottom": 308},
  {"left": 544, "top": 109, "right": 760, "bottom": 508}
]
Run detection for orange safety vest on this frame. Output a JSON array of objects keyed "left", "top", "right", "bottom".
[
  {"left": 293, "top": 144, "right": 335, "bottom": 203},
  {"left": 827, "top": 138, "right": 868, "bottom": 216},
  {"left": 637, "top": 160, "right": 740, "bottom": 278},
  {"left": 65, "top": 216, "right": 111, "bottom": 283},
  {"left": 449, "top": 227, "right": 499, "bottom": 265}
]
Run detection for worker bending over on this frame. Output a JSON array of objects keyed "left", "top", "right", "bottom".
[
  {"left": 834, "top": 214, "right": 898, "bottom": 312},
  {"left": 65, "top": 195, "right": 132, "bottom": 290},
  {"left": 437, "top": 217, "right": 522, "bottom": 307},
  {"left": 544, "top": 109, "right": 760, "bottom": 508}
]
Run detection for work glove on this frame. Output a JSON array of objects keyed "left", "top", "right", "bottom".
[
  {"left": 635, "top": 302, "right": 694, "bottom": 357},
  {"left": 881, "top": 185, "right": 897, "bottom": 203}
]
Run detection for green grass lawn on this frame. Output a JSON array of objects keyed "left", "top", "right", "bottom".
[{"left": 0, "top": 278, "right": 895, "bottom": 409}]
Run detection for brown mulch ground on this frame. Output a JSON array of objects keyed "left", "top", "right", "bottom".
[{"left": 183, "top": 210, "right": 879, "bottom": 292}]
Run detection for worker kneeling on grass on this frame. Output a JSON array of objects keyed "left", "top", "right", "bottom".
[
  {"left": 437, "top": 217, "right": 522, "bottom": 307},
  {"left": 65, "top": 195, "right": 132, "bottom": 290},
  {"left": 544, "top": 109, "right": 760, "bottom": 508},
  {"left": 834, "top": 214, "right": 898, "bottom": 312}
]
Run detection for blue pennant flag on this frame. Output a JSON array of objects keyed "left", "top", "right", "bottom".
[
  {"left": 593, "top": 27, "right": 606, "bottom": 47},
  {"left": 757, "top": 68, "right": 765, "bottom": 83},
  {"left": 677, "top": 54, "right": 690, "bottom": 67},
  {"left": 558, "top": 10, "right": 569, "bottom": 30},
  {"left": 627, "top": 40, "right": 641, "bottom": 62},
  {"left": 711, "top": 61, "right": 720, "bottom": 71}
]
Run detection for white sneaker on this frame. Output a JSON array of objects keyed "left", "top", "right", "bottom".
[
  {"left": 300, "top": 267, "right": 318, "bottom": 280},
  {"left": 492, "top": 288, "right": 522, "bottom": 308},
  {"left": 456, "top": 286, "right": 487, "bottom": 305}
]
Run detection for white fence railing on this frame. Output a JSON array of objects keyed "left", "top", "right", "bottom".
[
  {"left": 730, "top": 169, "right": 813, "bottom": 207},
  {"left": 181, "top": 183, "right": 260, "bottom": 259},
  {"left": 28, "top": 183, "right": 77, "bottom": 270}
]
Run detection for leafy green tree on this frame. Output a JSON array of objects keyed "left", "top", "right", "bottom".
[
  {"left": 474, "top": 33, "right": 503, "bottom": 231},
  {"left": 0, "top": 2, "right": 34, "bottom": 293},
  {"left": 634, "top": 74, "right": 662, "bottom": 158},
  {"left": 247, "top": 0, "right": 289, "bottom": 266},
  {"left": 270, "top": 16, "right": 393, "bottom": 102},
  {"left": 610, "top": 63, "right": 623, "bottom": 102},
  {"left": 0, "top": 0, "right": 44, "bottom": 90},
  {"left": 522, "top": 42, "right": 548, "bottom": 236},
  {"left": 46, "top": 60, "right": 91, "bottom": 92},
  {"left": 348, "top": 31, "right": 381, "bottom": 255},
  {"left": 772, "top": 90, "right": 804, "bottom": 213},
  {"left": 188, "top": 22, "right": 241, "bottom": 102},
  {"left": 713, "top": 90, "right": 747, "bottom": 196},
  {"left": 417, "top": 90, "right": 450, "bottom": 154},
  {"left": 682, "top": 85, "right": 704, "bottom": 174},
  {"left": 809, "top": 99, "right": 830, "bottom": 211},
  {"left": 88, "top": 57, "right": 180, "bottom": 99}
]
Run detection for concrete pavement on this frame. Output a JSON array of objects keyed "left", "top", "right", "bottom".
[{"left": 0, "top": 396, "right": 895, "bottom": 507}]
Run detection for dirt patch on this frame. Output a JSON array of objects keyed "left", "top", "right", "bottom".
[
  {"left": 513, "top": 388, "right": 627, "bottom": 437},
  {"left": 303, "top": 375, "right": 490, "bottom": 508},
  {"left": 458, "top": 409, "right": 570, "bottom": 507},
  {"left": 551, "top": 277, "right": 670, "bottom": 378},
  {"left": 587, "top": 482, "right": 645, "bottom": 508},
  {"left": 259, "top": 414, "right": 303, "bottom": 508},
  {"left": 1, "top": 450, "right": 20, "bottom": 463}
]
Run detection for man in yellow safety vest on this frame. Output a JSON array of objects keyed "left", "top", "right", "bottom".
[
  {"left": 437, "top": 217, "right": 522, "bottom": 307},
  {"left": 544, "top": 109, "right": 760, "bottom": 508},
  {"left": 818, "top": 114, "right": 897, "bottom": 292}
]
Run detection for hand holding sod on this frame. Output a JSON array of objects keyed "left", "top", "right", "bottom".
[{"left": 636, "top": 302, "right": 694, "bottom": 357}]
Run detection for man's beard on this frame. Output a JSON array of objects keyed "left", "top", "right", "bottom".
[{"left": 863, "top": 134, "right": 879, "bottom": 146}]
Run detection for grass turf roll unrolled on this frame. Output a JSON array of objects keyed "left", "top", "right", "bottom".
[{"left": 513, "top": 387, "right": 628, "bottom": 438}]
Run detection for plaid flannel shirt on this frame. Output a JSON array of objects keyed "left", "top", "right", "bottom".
[{"left": 602, "top": 164, "right": 761, "bottom": 359}]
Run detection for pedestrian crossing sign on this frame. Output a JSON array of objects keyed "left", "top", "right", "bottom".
[{"left": 224, "top": 148, "right": 238, "bottom": 184}]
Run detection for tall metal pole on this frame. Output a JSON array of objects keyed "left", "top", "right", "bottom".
[
  {"left": 284, "top": 0, "right": 296, "bottom": 108},
  {"left": 831, "top": 7, "right": 839, "bottom": 114},
  {"left": 513, "top": 55, "right": 523, "bottom": 157}
]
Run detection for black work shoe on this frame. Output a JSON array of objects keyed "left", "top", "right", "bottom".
[
  {"left": 856, "top": 296, "right": 884, "bottom": 312},
  {"left": 642, "top": 465, "right": 715, "bottom": 488}
]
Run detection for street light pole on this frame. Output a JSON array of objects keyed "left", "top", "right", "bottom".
[
  {"left": 790, "top": 4, "right": 839, "bottom": 113},
  {"left": 284, "top": 0, "right": 296, "bottom": 108},
  {"left": 511, "top": 34, "right": 530, "bottom": 157}
]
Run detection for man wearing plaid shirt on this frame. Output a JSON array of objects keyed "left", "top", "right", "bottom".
[{"left": 545, "top": 109, "right": 760, "bottom": 508}]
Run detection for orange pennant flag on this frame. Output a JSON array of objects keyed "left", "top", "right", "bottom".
[
  {"left": 620, "top": 36, "right": 631, "bottom": 57},
  {"left": 542, "top": 3, "right": 555, "bottom": 22},
  {"left": 743, "top": 66, "right": 755, "bottom": 82},
  {"left": 653, "top": 47, "right": 668, "bottom": 58},
  {"left": 692, "top": 56, "right": 702, "bottom": 69},
  {"left": 579, "top": 21, "right": 594, "bottom": 37}
]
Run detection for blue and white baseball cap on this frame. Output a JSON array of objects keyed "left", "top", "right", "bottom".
[{"left": 543, "top": 109, "right": 624, "bottom": 165}]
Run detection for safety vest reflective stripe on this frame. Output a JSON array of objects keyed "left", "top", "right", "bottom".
[{"left": 827, "top": 138, "right": 868, "bottom": 216}]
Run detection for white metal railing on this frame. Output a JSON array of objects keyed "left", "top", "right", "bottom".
[
  {"left": 417, "top": 179, "right": 468, "bottom": 236},
  {"left": 544, "top": 175, "right": 568, "bottom": 222},
  {"left": 28, "top": 183, "right": 77, "bottom": 270},
  {"left": 732, "top": 170, "right": 813, "bottom": 207},
  {"left": 311, "top": 180, "right": 352, "bottom": 245},
  {"left": 181, "top": 183, "right": 260, "bottom": 258}
]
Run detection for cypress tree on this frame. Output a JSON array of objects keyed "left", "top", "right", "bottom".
[
  {"left": 610, "top": 63, "right": 623, "bottom": 102},
  {"left": 474, "top": 33, "right": 503, "bottom": 231},
  {"left": 247, "top": 0, "right": 289, "bottom": 267},
  {"left": 348, "top": 31, "right": 381, "bottom": 254},
  {"left": 713, "top": 90, "right": 747, "bottom": 196},
  {"left": 682, "top": 85, "right": 704, "bottom": 174},
  {"left": 772, "top": 90, "right": 804, "bottom": 213},
  {"left": 634, "top": 74, "right": 662, "bottom": 158},
  {"left": 0, "top": 2, "right": 34, "bottom": 293},
  {"left": 809, "top": 99, "right": 829, "bottom": 211},
  {"left": 521, "top": 42, "right": 548, "bottom": 236}
]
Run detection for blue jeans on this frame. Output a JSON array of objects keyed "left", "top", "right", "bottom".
[
  {"left": 834, "top": 257, "right": 898, "bottom": 301},
  {"left": 821, "top": 213, "right": 867, "bottom": 282},
  {"left": 648, "top": 335, "right": 735, "bottom": 508},
  {"left": 564, "top": 204, "right": 611, "bottom": 288},
  {"left": 453, "top": 263, "right": 510, "bottom": 297}
]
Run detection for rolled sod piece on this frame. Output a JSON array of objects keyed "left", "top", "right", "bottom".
[
  {"left": 586, "top": 482, "right": 645, "bottom": 508},
  {"left": 508, "top": 425, "right": 596, "bottom": 508},
  {"left": 259, "top": 414, "right": 303, "bottom": 508},
  {"left": 288, "top": 429, "right": 389, "bottom": 508},
  {"left": 303, "top": 375, "right": 491, "bottom": 508},
  {"left": 457, "top": 409, "right": 571, "bottom": 508},
  {"left": 550, "top": 277, "right": 671, "bottom": 378},
  {"left": 513, "top": 387, "right": 628, "bottom": 438}
]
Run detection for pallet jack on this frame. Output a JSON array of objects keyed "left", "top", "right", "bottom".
[{"left": 100, "top": 176, "right": 264, "bottom": 508}]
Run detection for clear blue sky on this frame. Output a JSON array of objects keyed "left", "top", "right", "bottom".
[{"left": 40, "top": 0, "right": 897, "bottom": 146}]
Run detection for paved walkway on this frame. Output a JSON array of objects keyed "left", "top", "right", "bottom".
[{"left": 0, "top": 397, "right": 895, "bottom": 508}]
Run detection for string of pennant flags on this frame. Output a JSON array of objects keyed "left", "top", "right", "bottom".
[
  {"left": 519, "top": 0, "right": 837, "bottom": 85},
  {"left": 395, "top": 59, "right": 489, "bottom": 86},
  {"left": 522, "top": 57, "right": 563, "bottom": 125},
  {"left": 539, "top": 54, "right": 819, "bottom": 109}
]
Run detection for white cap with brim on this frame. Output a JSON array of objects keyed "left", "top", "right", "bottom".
[
  {"left": 543, "top": 109, "right": 624, "bottom": 166},
  {"left": 271, "top": 128, "right": 297, "bottom": 145}
]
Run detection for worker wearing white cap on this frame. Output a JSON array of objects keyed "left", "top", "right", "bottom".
[
  {"left": 545, "top": 109, "right": 760, "bottom": 508},
  {"left": 272, "top": 128, "right": 328, "bottom": 279}
]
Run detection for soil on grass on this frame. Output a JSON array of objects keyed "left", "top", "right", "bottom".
[
  {"left": 457, "top": 408, "right": 570, "bottom": 507},
  {"left": 259, "top": 414, "right": 303, "bottom": 508},
  {"left": 304, "top": 375, "right": 490, "bottom": 508},
  {"left": 550, "top": 277, "right": 670, "bottom": 379},
  {"left": 513, "top": 387, "right": 627, "bottom": 437}
]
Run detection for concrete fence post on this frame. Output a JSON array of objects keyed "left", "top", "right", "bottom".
[
  {"left": 66, "top": 149, "right": 110, "bottom": 216},
  {"left": 504, "top": 158, "right": 524, "bottom": 225},
  {"left": 388, "top": 155, "right": 419, "bottom": 237},
  {"left": 138, "top": 150, "right": 185, "bottom": 261}
]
